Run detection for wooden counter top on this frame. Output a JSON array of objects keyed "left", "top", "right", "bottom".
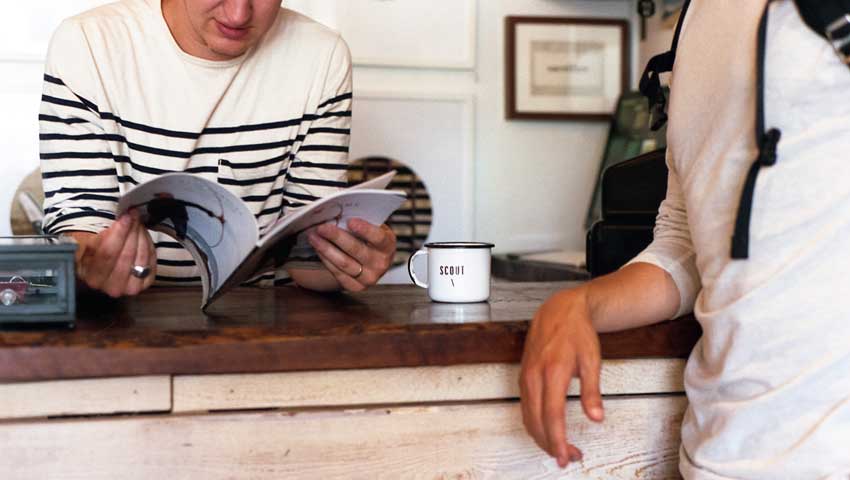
[{"left": 0, "top": 282, "right": 701, "bottom": 383}]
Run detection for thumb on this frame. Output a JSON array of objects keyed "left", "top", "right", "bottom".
[{"left": 579, "top": 356, "right": 604, "bottom": 422}]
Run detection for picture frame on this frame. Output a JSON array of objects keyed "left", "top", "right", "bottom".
[
  {"left": 505, "top": 16, "right": 629, "bottom": 121},
  {"left": 285, "top": 0, "right": 477, "bottom": 69}
]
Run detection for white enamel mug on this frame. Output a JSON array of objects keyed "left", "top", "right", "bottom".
[{"left": 407, "top": 242, "right": 495, "bottom": 303}]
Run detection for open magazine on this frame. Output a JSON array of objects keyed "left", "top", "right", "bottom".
[{"left": 116, "top": 171, "right": 405, "bottom": 309}]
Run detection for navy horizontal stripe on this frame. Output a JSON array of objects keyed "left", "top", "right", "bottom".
[
  {"left": 203, "top": 118, "right": 305, "bottom": 135},
  {"left": 42, "top": 168, "right": 117, "bottom": 179},
  {"left": 321, "top": 111, "right": 351, "bottom": 119},
  {"left": 155, "top": 275, "right": 201, "bottom": 283},
  {"left": 56, "top": 193, "right": 119, "bottom": 203},
  {"left": 285, "top": 174, "right": 347, "bottom": 188},
  {"left": 242, "top": 187, "right": 285, "bottom": 203},
  {"left": 40, "top": 132, "right": 124, "bottom": 142},
  {"left": 298, "top": 145, "right": 349, "bottom": 153},
  {"left": 43, "top": 73, "right": 64, "bottom": 86},
  {"left": 155, "top": 241, "right": 184, "bottom": 249},
  {"left": 306, "top": 127, "right": 350, "bottom": 136},
  {"left": 39, "top": 114, "right": 88, "bottom": 125},
  {"left": 42, "top": 94, "right": 89, "bottom": 113},
  {"left": 220, "top": 154, "right": 288, "bottom": 170},
  {"left": 256, "top": 206, "right": 283, "bottom": 217},
  {"left": 44, "top": 186, "right": 119, "bottom": 199},
  {"left": 185, "top": 166, "right": 219, "bottom": 174},
  {"left": 157, "top": 259, "right": 196, "bottom": 267},
  {"left": 317, "top": 92, "right": 353, "bottom": 110},
  {"left": 103, "top": 112, "right": 200, "bottom": 139},
  {"left": 40, "top": 151, "right": 114, "bottom": 160},
  {"left": 112, "top": 155, "right": 177, "bottom": 175},
  {"left": 290, "top": 161, "right": 349, "bottom": 171},
  {"left": 117, "top": 175, "right": 140, "bottom": 185},
  {"left": 48, "top": 209, "right": 116, "bottom": 224},
  {"left": 283, "top": 190, "right": 320, "bottom": 202}
]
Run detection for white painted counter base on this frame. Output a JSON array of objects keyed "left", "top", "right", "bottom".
[{"left": 0, "top": 360, "right": 687, "bottom": 479}]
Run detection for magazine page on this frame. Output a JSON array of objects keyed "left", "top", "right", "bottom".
[
  {"left": 207, "top": 189, "right": 407, "bottom": 307},
  {"left": 116, "top": 173, "right": 259, "bottom": 304}
]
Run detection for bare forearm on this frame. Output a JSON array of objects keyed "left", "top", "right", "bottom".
[{"left": 584, "top": 262, "right": 681, "bottom": 333}]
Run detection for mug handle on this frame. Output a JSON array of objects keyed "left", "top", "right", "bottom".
[{"left": 407, "top": 249, "right": 428, "bottom": 288}]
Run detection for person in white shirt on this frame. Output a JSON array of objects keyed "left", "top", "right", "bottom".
[
  {"left": 40, "top": 0, "right": 397, "bottom": 298},
  {"left": 520, "top": 1, "right": 850, "bottom": 478}
]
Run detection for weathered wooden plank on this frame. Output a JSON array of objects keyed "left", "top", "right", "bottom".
[
  {"left": 173, "top": 359, "right": 686, "bottom": 413},
  {"left": 0, "top": 395, "right": 687, "bottom": 479},
  {"left": 0, "top": 376, "right": 171, "bottom": 420}
]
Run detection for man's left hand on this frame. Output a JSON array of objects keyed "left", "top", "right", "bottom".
[{"left": 307, "top": 218, "right": 397, "bottom": 291}]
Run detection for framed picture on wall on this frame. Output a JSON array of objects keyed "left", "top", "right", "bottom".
[{"left": 505, "top": 16, "right": 629, "bottom": 121}]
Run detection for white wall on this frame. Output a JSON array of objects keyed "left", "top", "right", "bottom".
[
  {"left": 1, "top": 0, "right": 644, "bottom": 256},
  {"left": 351, "top": 0, "right": 637, "bottom": 254}
]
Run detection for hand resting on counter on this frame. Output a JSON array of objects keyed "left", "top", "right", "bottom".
[{"left": 520, "top": 262, "right": 681, "bottom": 468}]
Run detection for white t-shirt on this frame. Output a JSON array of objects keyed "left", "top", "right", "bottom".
[
  {"left": 39, "top": 0, "right": 352, "bottom": 286},
  {"left": 631, "top": 1, "right": 850, "bottom": 478}
]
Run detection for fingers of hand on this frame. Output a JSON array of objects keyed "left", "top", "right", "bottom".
[
  {"left": 125, "top": 225, "right": 154, "bottom": 296},
  {"left": 542, "top": 366, "right": 572, "bottom": 466},
  {"left": 310, "top": 227, "right": 375, "bottom": 284},
  {"left": 579, "top": 353, "right": 604, "bottom": 423},
  {"left": 315, "top": 250, "right": 366, "bottom": 292},
  {"left": 103, "top": 219, "right": 140, "bottom": 297},
  {"left": 348, "top": 219, "right": 396, "bottom": 252},
  {"left": 141, "top": 228, "right": 157, "bottom": 290},
  {"left": 519, "top": 367, "right": 547, "bottom": 455},
  {"left": 344, "top": 220, "right": 396, "bottom": 274},
  {"left": 316, "top": 224, "right": 371, "bottom": 262},
  {"left": 86, "top": 216, "right": 135, "bottom": 291}
]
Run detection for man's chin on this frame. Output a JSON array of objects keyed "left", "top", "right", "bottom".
[{"left": 207, "top": 39, "right": 252, "bottom": 61}]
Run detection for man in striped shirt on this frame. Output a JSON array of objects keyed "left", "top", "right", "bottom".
[{"left": 40, "top": 0, "right": 397, "bottom": 297}]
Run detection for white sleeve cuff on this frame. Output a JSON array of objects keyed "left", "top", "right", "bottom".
[{"left": 626, "top": 248, "right": 700, "bottom": 319}]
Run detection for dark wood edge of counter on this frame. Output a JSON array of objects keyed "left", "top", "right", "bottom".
[{"left": 0, "top": 316, "right": 700, "bottom": 383}]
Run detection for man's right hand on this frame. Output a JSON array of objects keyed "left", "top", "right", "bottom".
[
  {"left": 518, "top": 263, "right": 683, "bottom": 469},
  {"left": 64, "top": 212, "right": 157, "bottom": 298},
  {"left": 519, "top": 286, "right": 604, "bottom": 468}
]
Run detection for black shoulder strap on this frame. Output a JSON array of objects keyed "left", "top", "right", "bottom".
[
  {"left": 638, "top": 0, "right": 691, "bottom": 131},
  {"left": 731, "top": 1, "right": 780, "bottom": 259},
  {"left": 794, "top": 0, "right": 850, "bottom": 64},
  {"left": 732, "top": 0, "right": 850, "bottom": 258}
]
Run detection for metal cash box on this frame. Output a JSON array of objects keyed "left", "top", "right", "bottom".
[{"left": 0, "top": 236, "right": 76, "bottom": 327}]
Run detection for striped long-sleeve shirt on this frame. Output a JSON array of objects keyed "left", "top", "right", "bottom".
[{"left": 39, "top": 0, "right": 352, "bottom": 286}]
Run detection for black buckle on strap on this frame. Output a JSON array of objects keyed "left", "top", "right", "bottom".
[
  {"left": 758, "top": 128, "right": 781, "bottom": 166},
  {"left": 639, "top": 51, "right": 674, "bottom": 131},
  {"left": 826, "top": 14, "right": 850, "bottom": 64}
]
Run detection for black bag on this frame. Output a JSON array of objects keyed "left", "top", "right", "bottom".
[{"left": 586, "top": 149, "right": 667, "bottom": 277}]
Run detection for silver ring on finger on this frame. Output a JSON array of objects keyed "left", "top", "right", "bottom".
[
  {"left": 352, "top": 263, "right": 363, "bottom": 279},
  {"left": 131, "top": 265, "right": 151, "bottom": 279}
]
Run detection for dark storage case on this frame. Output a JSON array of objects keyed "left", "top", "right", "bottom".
[{"left": 586, "top": 149, "right": 668, "bottom": 277}]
